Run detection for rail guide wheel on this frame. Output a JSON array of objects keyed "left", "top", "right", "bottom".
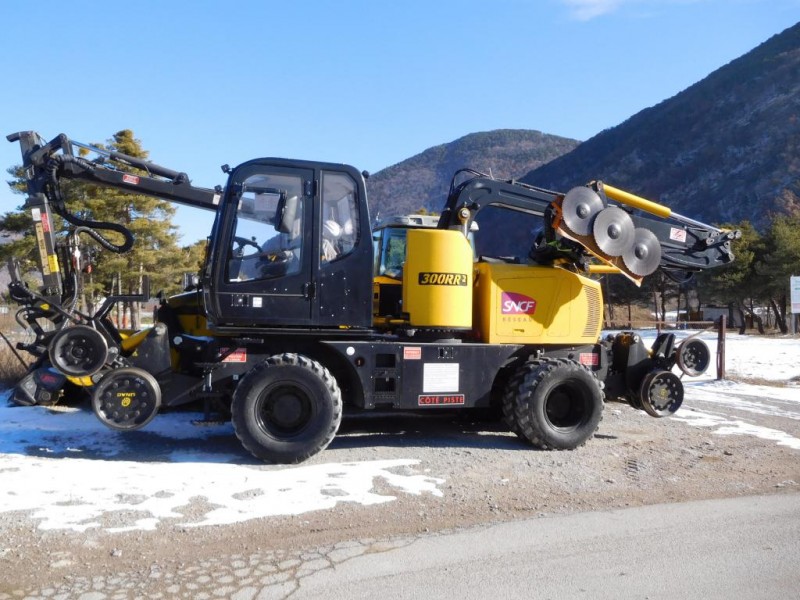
[
  {"left": 676, "top": 338, "right": 711, "bottom": 377},
  {"left": 49, "top": 325, "right": 109, "bottom": 377},
  {"left": 91, "top": 367, "right": 162, "bottom": 431},
  {"left": 639, "top": 370, "right": 684, "bottom": 417}
]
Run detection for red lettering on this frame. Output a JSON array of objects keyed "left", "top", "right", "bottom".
[{"left": 418, "top": 394, "right": 465, "bottom": 406}]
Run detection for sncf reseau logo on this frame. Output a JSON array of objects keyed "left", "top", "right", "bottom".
[{"left": 501, "top": 292, "right": 537, "bottom": 315}]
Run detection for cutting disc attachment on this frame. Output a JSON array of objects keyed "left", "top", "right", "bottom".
[
  {"left": 592, "top": 206, "right": 635, "bottom": 257},
  {"left": 562, "top": 186, "right": 605, "bottom": 236},
  {"left": 622, "top": 227, "right": 661, "bottom": 276}
]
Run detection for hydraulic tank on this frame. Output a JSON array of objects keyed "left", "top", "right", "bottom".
[{"left": 402, "top": 229, "right": 473, "bottom": 328}]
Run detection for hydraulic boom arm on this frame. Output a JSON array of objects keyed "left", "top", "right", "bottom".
[
  {"left": 7, "top": 131, "right": 221, "bottom": 298},
  {"left": 437, "top": 172, "right": 739, "bottom": 283}
]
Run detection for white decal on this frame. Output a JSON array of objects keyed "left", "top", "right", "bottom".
[
  {"left": 423, "top": 363, "right": 459, "bottom": 393},
  {"left": 670, "top": 227, "right": 687, "bottom": 243}
]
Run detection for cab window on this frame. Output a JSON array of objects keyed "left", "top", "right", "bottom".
[
  {"left": 375, "top": 227, "right": 407, "bottom": 279},
  {"left": 320, "top": 172, "right": 359, "bottom": 263},
  {"left": 228, "top": 173, "right": 304, "bottom": 281}
]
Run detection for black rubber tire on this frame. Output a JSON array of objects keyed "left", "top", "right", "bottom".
[
  {"left": 501, "top": 380, "right": 526, "bottom": 440},
  {"left": 507, "top": 358, "right": 604, "bottom": 450},
  {"left": 232, "top": 353, "right": 342, "bottom": 464}
]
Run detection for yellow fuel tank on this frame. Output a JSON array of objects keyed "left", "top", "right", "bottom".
[
  {"left": 402, "top": 229, "right": 473, "bottom": 328},
  {"left": 474, "top": 262, "right": 602, "bottom": 344}
]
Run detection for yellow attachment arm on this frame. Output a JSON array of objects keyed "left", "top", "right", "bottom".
[
  {"left": 587, "top": 264, "right": 623, "bottom": 274},
  {"left": 602, "top": 183, "right": 672, "bottom": 219},
  {"left": 120, "top": 327, "right": 153, "bottom": 353}
]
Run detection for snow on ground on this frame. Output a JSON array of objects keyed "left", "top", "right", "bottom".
[
  {"left": 1, "top": 330, "right": 798, "bottom": 533},
  {"left": 0, "top": 398, "right": 443, "bottom": 532}
]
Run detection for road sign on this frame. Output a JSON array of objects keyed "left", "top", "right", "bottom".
[{"left": 791, "top": 276, "right": 800, "bottom": 314}]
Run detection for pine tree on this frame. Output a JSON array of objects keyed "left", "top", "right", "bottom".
[
  {"left": 698, "top": 221, "right": 766, "bottom": 333},
  {"left": 758, "top": 214, "right": 800, "bottom": 333}
]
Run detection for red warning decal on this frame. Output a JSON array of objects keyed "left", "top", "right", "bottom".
[
  {"left": 404, "top": 346, "right": 422, "bottom": 360},
  {"left": 579, "top": 352, "right": 599, "bottom": 367},
  {"left": 123, "top": 174, "right": 141, "bottom": 185},
  {"left": 418, "top": 394, "right": 465, "bottom": 406},
  {"left": 221, "top": 348, "right": 247, "bottom": 363}
]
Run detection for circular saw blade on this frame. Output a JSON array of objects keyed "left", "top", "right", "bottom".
[
  {"left": 562, "top": 186, "right": 605, "bottom": 236},
  {"left": 623, "top": 227, "right": 662, "bottom": 276},
  {"left": 593, "top": 206, "right": 635, "bottom": 257}
]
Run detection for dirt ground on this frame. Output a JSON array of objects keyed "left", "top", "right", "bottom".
[{"left": 1, "top": 395, "right": 799, "bottom": 596}]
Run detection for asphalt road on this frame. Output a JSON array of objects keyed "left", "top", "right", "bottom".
[{"left": 296, "top": 493, "right": 800, "bottom": 600}]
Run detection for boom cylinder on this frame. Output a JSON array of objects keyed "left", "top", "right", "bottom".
[{"left": 601, "top": 183, "right": 672, "bottom": 219}]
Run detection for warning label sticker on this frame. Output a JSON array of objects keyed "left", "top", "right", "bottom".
[
  {"left": 404, "top": 346, "right": 422, "bottom": 360},
  {"left": 423, "top": 363, "right": 459, "bottom": 393},
  {"left": 418, "top": 394, "right": 465, "bottom": 406},
  {"left": 669, "top": 227, "right": 687, "bottom": 243},
  {"left": 221, "top": 348, "right": 247, "bottom": 363}
]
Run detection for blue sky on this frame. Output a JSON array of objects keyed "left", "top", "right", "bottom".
[{"left": 2, "top": 0, "right": 798, "bottom": 243}]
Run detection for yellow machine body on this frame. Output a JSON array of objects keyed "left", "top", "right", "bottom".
[
  {"left": 166, "top": 291, "right": 214, "bottom": 337},
  {"left": 473, "top": 262, "right": 603, "bottom": 345},
  {"left": 402, "top": 229, "right": 473, "bottom": 328}
]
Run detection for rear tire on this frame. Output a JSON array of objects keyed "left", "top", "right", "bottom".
[
  {"left": 507, "top": 358, "right": 603, "bottom": 450},
  {"left": 232, "top": 353, "right": 342, "bottom": 464}
]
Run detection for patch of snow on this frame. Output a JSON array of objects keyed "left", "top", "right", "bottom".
[
  {"left": 0, "top": 454, "right": 443, "bottom": 532},
  {"left": 674, "top": 409, "right": 800, "bottom": 451}
]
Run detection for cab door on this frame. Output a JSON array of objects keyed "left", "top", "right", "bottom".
[
  {"left": 209, "top": 161, "right": 316, "bottom": 327},
  {"left": 314, "top": 169, "right": 374, "bottom": 328}
]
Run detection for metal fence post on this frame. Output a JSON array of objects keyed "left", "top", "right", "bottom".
[{"left": 716, "top": 315, "right": 726, "bottom": 380}]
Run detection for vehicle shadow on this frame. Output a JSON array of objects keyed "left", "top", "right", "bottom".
[
  {"left": 330, "top": 410, "right": 530, "bottom": 452},
  {"left": 2, "top": 402, "right": 531, "bottom": 464}
]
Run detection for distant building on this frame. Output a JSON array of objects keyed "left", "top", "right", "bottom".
[{"left": 700, "top": 305, "right": 738, "bottom": 327}]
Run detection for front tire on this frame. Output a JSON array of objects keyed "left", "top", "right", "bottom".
[
  {"left": 232, "top": 353, "right": 342, "bottom": 464},
  {"left": 506, "top": 358, "right": 603, "bottom": 450}
]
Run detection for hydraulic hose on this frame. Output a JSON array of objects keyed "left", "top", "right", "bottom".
[{"left": 44, "top": 155, "right": 135, "bottom": 253}]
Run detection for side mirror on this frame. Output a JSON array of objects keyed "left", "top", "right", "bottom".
[{"left": 276, "top": 194, "right": 299, "bottom": 234}]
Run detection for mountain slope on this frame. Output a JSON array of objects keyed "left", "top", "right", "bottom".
[
  {"left": 366, "top": 129, "right": 579, "bottom": 220},
  {"left": 520, "top": 22, "right": 800, "bottom": 228}
]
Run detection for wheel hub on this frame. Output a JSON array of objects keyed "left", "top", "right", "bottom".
[
  {"left": 260, "top": 385, "right": 312, "bottom": 434},
  {"left": 545, "top": 384, "right": 586, "bottom": 430}
]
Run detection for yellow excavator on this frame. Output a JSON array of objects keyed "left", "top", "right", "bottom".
[{"left": 5, "top": 132, "right": 737, "bottom": 463}]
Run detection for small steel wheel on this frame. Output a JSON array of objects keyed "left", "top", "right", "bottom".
[
  {"left": 639, "top": 369, "right": 684, "bottom": 417},
  {"left": 91, "top": 367, "right": 162, "bottom": 430}
]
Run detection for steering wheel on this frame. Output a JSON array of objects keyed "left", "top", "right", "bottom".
[
  {"left": 258, "top": 249, "right": 293, "bottom": 278},
  {"left": 233, "top": 236, "right": 260, "bottom": 256}
]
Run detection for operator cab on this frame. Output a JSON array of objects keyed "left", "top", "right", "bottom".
[{"left": 203, "top": 159, "right": 373, "bottom": 330}]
